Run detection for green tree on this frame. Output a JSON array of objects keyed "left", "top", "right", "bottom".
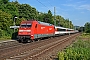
[
  {"left": 47, "top": 10, "right": 53, "bottom": 24},
  {"left": 84, "top": 22, "right": 90, "bottom": 33},
  {"left": 0, "top": 0, "right": 9, "bottom": 4},
  {"left": 37, "top": 12, "right": 44, "bottom": 21},
  {"left": 55, "top": 15, "right": 74, "bottom": 28},
  {"left": 0, "top": 2, "right": 19, "bottom": 17},
  {"left": 0, "top": 10, "right": 13, "bottom": 37},
  {"left": 18, "top": 4, "right": 37, "bottom": 20},
  {"left": 56, "top": 15, "right": 64, "bottom": 26}
]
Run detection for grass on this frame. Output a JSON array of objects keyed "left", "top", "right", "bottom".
[
  {"left": 79, "top": 33, "right": 90, "bottom": 38},
  {"left": 0, "top": 36, "right": 11, "bottom": 41}
]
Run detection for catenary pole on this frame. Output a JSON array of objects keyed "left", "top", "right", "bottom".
[{"left": 54, "top": 7, "right": 56, "bottom": 26}]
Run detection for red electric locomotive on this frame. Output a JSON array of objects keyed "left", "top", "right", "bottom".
[{"left": 17, "top": 20, "right": 55, "bottom": 42}]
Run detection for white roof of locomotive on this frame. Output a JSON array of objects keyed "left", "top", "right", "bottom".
[{"left": 38, "top": 21, "right": 53, "bottom": 26}]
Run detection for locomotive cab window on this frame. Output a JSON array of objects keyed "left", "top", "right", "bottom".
[
  {"left": 20, "top": 23, "right": 32, "bottom": 28},
  {"left": 27, "top": 23, "right": 32, "bottom": 27},
  {"left": 20, "top": 23, "right": 26, "bottom": 28}
]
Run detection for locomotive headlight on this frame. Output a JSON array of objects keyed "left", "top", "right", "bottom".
[
  {"left": 19, "top": 30, "right": 31, "bottom": 32},
  {"left": 31, "top": 35, "right": 33, "bottom": 37},
  {"left": 26, "top": 30, "right": 31, "bottom": 32},
  {"left": 19, "top": 30, "right": 23, "bottom": 32}
]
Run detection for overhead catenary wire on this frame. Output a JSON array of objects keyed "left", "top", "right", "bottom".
[
  {"left": 36, "top": 0, "right": 50, "bottom": 9},
  {"left": 36, "top": 0, "right": 55, "bottom": 13},
  {"left": 36, "top": 0, "right": 56, "bottom": 14},
  {"left": 47, "top": 1, "right": 53, "bottom": 7}
]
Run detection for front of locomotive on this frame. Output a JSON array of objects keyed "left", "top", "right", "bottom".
[{"left": 17, "top": 21, "right": 33, "bottom": 42}]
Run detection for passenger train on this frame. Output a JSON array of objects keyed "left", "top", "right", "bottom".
[
  {"left": 17, "top": 20, "right": 78, "bottom": 42},
  {"left": 55, "top": 26, "right": 78, "bottom": 35}
]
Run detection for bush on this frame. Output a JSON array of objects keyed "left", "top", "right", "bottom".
[{"left": 58, "top": 40, "right": 90, "bottom": 60}]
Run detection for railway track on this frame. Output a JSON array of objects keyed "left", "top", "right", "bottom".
[
  {"left": 0, "top": 40, "right": 22, "bottom": 49},
  {"left": 0, "top": 33, "right": 80, "bottom": 60}
]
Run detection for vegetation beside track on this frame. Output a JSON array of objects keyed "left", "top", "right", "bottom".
[
  {"left": 79, "top": 33, "right": 90, "bottom": 38},
  {"left": 0, "top": 37, "right": 11, "bottom": 41},
  {"left": 58, "top": 33, "right": 90, "bottom": 60},
  {"left": 0, "top": 38, "right": 11, "bottom": 42}
]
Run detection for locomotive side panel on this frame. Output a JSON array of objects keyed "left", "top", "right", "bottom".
[{"left": 34, "top": 23, "right": 55, "bottom": 38}]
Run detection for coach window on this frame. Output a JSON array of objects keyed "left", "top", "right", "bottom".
[{"left": 57, "top": 28, "right": 66, "bottom": 31}]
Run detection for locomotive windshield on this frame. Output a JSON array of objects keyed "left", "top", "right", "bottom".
[{"left": 20, "top": 23, "right": 32, "bottom": 28}]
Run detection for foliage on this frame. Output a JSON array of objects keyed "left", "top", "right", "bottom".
[
  {"left": 0, "top": 2, "right": 19, "bottom": 17},
  {"left": 17, "top": 4, "right": 37, "bottom": 19},
  {"left": 0, "top": 0, "right": 9, "bottom": 4},
  {"left": 58, "top": 39, "right": 90, "bottom": 60},
  {"left": 56, "top": 15, "right": 74, "bottom": 28},
  {"left": 0, "top": 10, "right": 13, "bottom": 38},
  {"left": 84, "top": 22, "right": 90, "bottom": 33},
  {"left": 79, "top": 33, "right": 90, "bottom": 38}
]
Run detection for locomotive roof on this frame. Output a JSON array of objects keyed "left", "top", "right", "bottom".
[
  {"left": 38, "top": 21, "right": 53, "bottom": 26},
  {"left": 21, "top": 20, "right": 53, "bottom": 26}
]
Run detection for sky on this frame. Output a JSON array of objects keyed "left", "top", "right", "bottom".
[{"left": 10, "top": 0, "right": 90, "bottom": 26}]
